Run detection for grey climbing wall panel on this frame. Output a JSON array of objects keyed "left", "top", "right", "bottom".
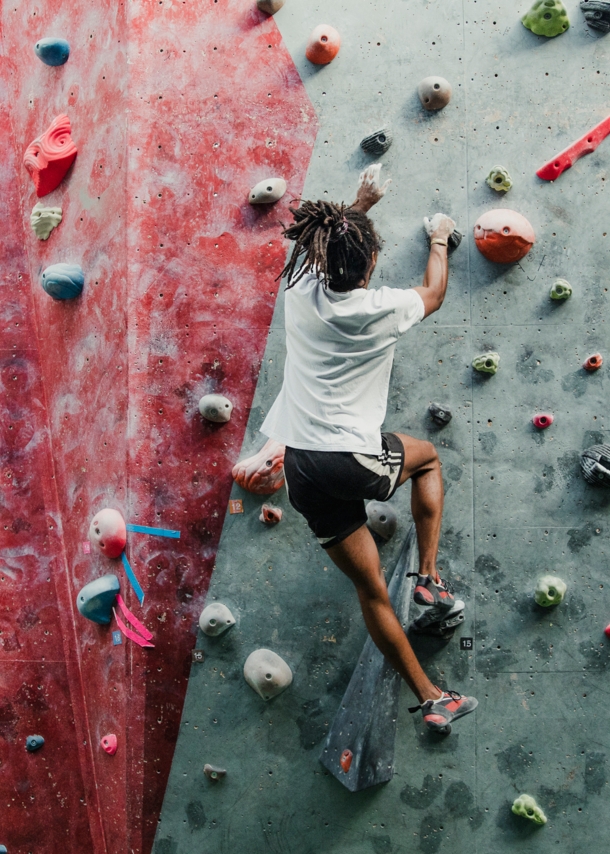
[{"left": 154, "top": 0, "right": 609, "bottom": 851}]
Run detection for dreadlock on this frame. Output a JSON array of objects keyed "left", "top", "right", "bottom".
[{"left": 278, "top": 200, "right": 382, "bottom": 292}]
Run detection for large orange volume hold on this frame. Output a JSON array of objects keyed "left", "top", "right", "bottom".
[
  {"left": 23, "top": 114, "right": 77, "bottom": 197},
  {"left": 473, "top": 209, "right": 535, "bottom": 263},
  {"left": 306, "top": 24, "right": 341, "bottom": 64}
]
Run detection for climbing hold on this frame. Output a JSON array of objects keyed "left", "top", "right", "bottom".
[
  {"left": 232, "top": 438, "right": 285, "bottom": 494},
  {"left": 340, "top": 749, "right": 353, "bottom": 773},
  {"left": 76, "top": 574, "right": 120, "bottom": 625},
  {"left": 472, "top": 352, "right": 500, "bottom": 375},
  {"left": 429, "top": 402, "right": 452, "bottom": 426},
  {"left": 0, "top": 845, "right": 7, "bottom": 853},
  {"left": 583, "top": 353, "right": 603, "bottom": 371},
  {"left": 417, "top": 76, "right": 452, "bottom": 111},
  {"left": 535, "top": 575, "right": 567, "bottom": 607},
  {"left": 580, "top": 444, "right": 610, "bottom": 486},
  {"left": 248, "top": 178, "right": 287, "bottom": 205},
  {"left": 305, "top": 24, "right": 341, "bottom": 65},
  {"left": 511, "top": 794, "right": 547, "bottom": 825},
  {"left": 486, "top": 166, "right": 513, "bottom": 193},
  {"left": 89, "top": 508, "right": 127, "bottom": 558},
  {"left": 198, "top": 602, "right": 236, "bottom": 637},
  {"left": 244, "top": 649, "right": 293, "bottom": 700},
  {"left": 100, "top": 734, "right": 118, "bottom": 755},
  {"left": 425, "top": 227, "right": 463, "bottom": 255},
  {"left": 257, "top": 0, "right": 284, "bottom": 13},
  {"left": 473, "top": 209, "right": 535, "bottom": 264},
  {"left": 23, "top": 114, "right": 77, "bottom": 197},
  {"left": 581, "top": 0, "right": 610, "bottom": 31},
  {"left": 40, "top": 263, "right": 84, "bottom": 300},
  {"left": 34, "top": 37, "right": 70, "bottom": 66},
  {"left": 198, "top": 394, "right": 233, "bottom": 423},
  {"left": 532, "top": 413, "right": 554, "bottom": 429},
  {"left": 522, "top": 0, "right": 569, "bottom": 36},
  {"left": 537, "top": 115, "right": 610, "bottom": 182},
  {"left": 360, "top": 128, "right": 393, "bottom": 156},
  {"left": 366, "top": 501, "right": 397, "bottom": 541},
  {"left": 204, "top": 763, "right": 227, "bottom": 781},
  {"left": 25, "top": 735, "right": 45, "bottom": 753},
  {"left": 550, "top": 279, "right": 572, "bottom": 300},
  {"left": 259, "top": 504, "right": 283, "bottom": 525},
  {"left": 30, "top": 203, "right": 62, "bottom": 240}
]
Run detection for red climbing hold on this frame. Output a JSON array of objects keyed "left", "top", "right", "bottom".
[
  {"left": 473, "top": 209, "right": 535, "bottom": 264},
  {"left": 88, "top": 508, "right": 127, "bottom": 558},
  {"left": 259, "top": 504, "right": 282, "bottom": 525},
  {"left": 536, "top": 115, "right": 610, "bottom": 181},
  {"left": 340, "top": 749, "right": 353, "bottom": 773},
  {"left": 605, "top": 624, "right": 610, "bottom": 639},
  {"left": 583, "top": 353, "right": 603, "bottom": 371},
  {"left": 23, "top": 114, "right": 77, "bottom": 197},
  {"left": 532, "top": 413, "right": 554, "bottom": 429},
  {"left": 305, "top": 25, "right": 341, "bottom": 65},
  {"left": 100, "top": 734, "right": 118, "bottom": 755},
  {"left": 232, "top": 439, "right": 285, "bottom": 495}
]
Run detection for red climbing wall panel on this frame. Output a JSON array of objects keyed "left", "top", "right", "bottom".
[{"left": 0, "top": 0, "right": 317, "bottom": 851}]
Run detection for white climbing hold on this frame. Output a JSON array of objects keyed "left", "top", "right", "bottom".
[
  {"left": 199, "top": 602, "right": 236, "bottom": 637},
  {"left": 198, "top": 394, "right": 233, "bottom": 423},
  {"left": 244, "top": 649, "right": 293, "bottom": 700},
  {"left": 249, "top": 178, "right": 287, "bottom": 205},
  {"left": 30, "top": 203, "right": 62, "bottom": 240}
]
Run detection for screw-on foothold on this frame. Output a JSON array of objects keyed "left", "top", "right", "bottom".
[
  {"left": 25, "top": 735, "right": 45, "bottom": 752},
  {"left": 249, "top": 178, "right": 287, "bottom": 205},
  {"left": 41, "top": 263, "right": 84, "bottom": 300},
  {"left": 88, "top": 509, "right": 127, "bottom": 559},
  {"left": 511, "top": 794, "right": 547, "bottom": 824},
  {"left": 101, "top": 734, "right": 118, "bottom": 755},
  {"left": 199, "top": 602, "right": 236, "bottom": 637},
  {"left": 34, "top": 37, "right": 70, "bottom": 66},
  {"left": 198, "top": 394, "right": 233, "bottom": 423},
  {"left": 204, "top": 763, "right": 227, "bottom": 781},
  {"left": 581, "top": 0, "right": 610, "bottom": 31},
  {"left": 256, "top": 0, "right": 284, "bottom": 13},
  {"left": 30, "top": 203, "right": 62, "bottom": 240},
  {"left": 486, "top": 166, "right": 513, "bottom": 192},
  {"left": 259, "top": 504, "right": 283, "bottom": 524},
  {"left": 340, "top": 749, "right": 353, "bottom": 773},
  {"left": 474, "top": 209, "right": 535, "bottom": 264},
  {"left": 522, "top": 0, "right": 570, "bottom": 36},
  {"left": 366, "top": 501, "right": 397, "bottom": 540},
  {"left": 472, "top": 352, "right": 500, "bottom": 375},
  {"left": 360, "top": 128, "right": 393, "bottom": 156},
  {"left": 550, "top": 278, "right": 572, "bottom": 300},
  {"left": 244, "top": 649, "right": 293, "bottom": 700},
  {"left": 532, "top": 413, "right": 554, "bottom": 429},
  {"left": 429, "top": 402, "right": 452, "bottom": 426},
  {"left": 417, "top": 76, "right": 452, "bottom": 110},
  {"left": 535, "top": 574, "right": 567, "bottom": 606},
  {"left": 305, "top": 24, "right": 341, "bottom": 65},
  {"left": 580, "top": 444, "right": 610, "bottom": 486},
  {"left": 583, "top": 353, "right": 603, "bottom": 371}
]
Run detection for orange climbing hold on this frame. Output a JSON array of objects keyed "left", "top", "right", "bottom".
[
  {"left": 583, "top": 353, "right": 603, "bottom": 371},
  {"left": 473, "top": 209, "right": 535, "bottom": 264},
  {"left": 23, "top": 114, "right": 77, "bottom": 197},
  {"left": 340, "top": 749, "right": 353, "bottom": 773},
  {"left": 305, "top": 25, "right": 341, "bottom": 65}
]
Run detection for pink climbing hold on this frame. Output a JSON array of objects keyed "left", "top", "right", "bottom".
[
  {"left": 605, "top": 624, "right": 610, "bottom": 639},
  {"left": 536, "top": 115, "right": 610, "bottom": 181},
  {"left": 232, "top": 439, "right": 285, "bottom": 495},
  {"left": 88, "top": 508, "right": 127, "bottom": 558},
  {"left": 583, "top": 353, "right": 603, "bottom": 372},
  {"left": 340, "top": 749, "right": 353, "bottom": 773},
  {"left": 532, "top": 413, "right": 554, "bottom": 429},
  {"left": 100, "top": 734, "right": 118, "bottom": 755},
  {"left": 23, "top": 114, "right": 77, "bottom": 197},
  {"left": 259, "top": 504, "right": 282, "bottom": 525}
]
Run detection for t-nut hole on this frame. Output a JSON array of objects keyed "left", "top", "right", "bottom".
[
  {"left": 209, "top": 618, "right": 217, "bottom": 626},
  {"left": 378, "top": 134, "right": 386, "bottom": 143},
  {"left": 379, "top": 515, "right": 387, "bottom": 522},
  {"left": 321, "top": 35, "right": 328, "bottom": 42},
  {"left": 433, "top": 83, "right": 440, "bottom": 89},
  {"left": 265, "top": 672, "right": 273, "bottom": 680},
  {"left": 503, "top": 227, "right": 510, "bottom": 234},
  {"left": 266, "top": 186, "right": 272, "bottom": 191}
]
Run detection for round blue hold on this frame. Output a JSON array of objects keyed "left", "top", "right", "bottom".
[
  {"left": 34, "top": 37, "right": 70, "bottom": 66},
  {"left": 25, "top": 735, "right": 45, "bottom": 753},
  {"left": 41, "top": 263, "right": 84, "bottom": 300}
]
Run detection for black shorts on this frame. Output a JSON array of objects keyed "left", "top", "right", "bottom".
[{"left": 283, "top": 432, "right": 405, "bottom": 549}]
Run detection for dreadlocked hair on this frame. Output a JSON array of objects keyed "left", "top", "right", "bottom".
[{"left": 278, "top": 200, "right": 382, "bottom": 292}]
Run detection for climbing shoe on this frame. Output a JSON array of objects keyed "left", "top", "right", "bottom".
[
  {"left": 409, "top": 690, "right": 478, "bottom": 734},
  {"left": 408, "top": 572, "right": 455, "bottom": 609}
]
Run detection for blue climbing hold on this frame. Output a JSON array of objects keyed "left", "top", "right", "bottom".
[
  {"left": 41, "top": 263, "right": 84, "bottom": 300},
  {"left": 25, "top": 735, "right": 45, "bottom": 752},
  {"left": 76, "top": 574, "right": 120, "bottom": 625},
  {"left": 34, "top": 38, "right": 70, "bottom": 66},
  {"left": 0, "top": 844, "right": 7, "bottom": 853}
]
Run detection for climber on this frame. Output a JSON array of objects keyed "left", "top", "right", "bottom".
[{"left": 260, "top": 165, "right": 477, "bottom": 732}]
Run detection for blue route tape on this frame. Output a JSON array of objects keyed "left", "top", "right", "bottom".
[
  {"left": 126, "top": 524, "right": 181, "bottom": 539},
  {"left": 121, "top": 552, "right": 145, "bottom": 605}
]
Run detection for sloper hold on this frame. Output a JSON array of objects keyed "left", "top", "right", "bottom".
[
  {"left": 366, "top": 501, "right": 397, "bottom": 540},
  {"left": 522, "top": 0, "right": 569, "bottom": 36},
  {"left": 243, "top": 649, "right": 293, "bottom": 700},
  {"left": 474, "top": 209, "right": 535, "bottom": 263},
  {"left": 198, "top": 393, "right": 233, "bottom": 423},
  {"left": 100, "top": 734, "right": 118, "bottom": 755},
  {"left": 257, "top": 0, "right": 284, "bottom": 13},
  {"left": 34, "top": 37, "right": 70, "bottom": 66},
  {"left": 30, "top": 203, "right": 62, "bottom": 240},
  {"left": 550, "top": 279, "right": 572, "bottom": 300},
  {"left": 472, "top": 352, "right": 500, "bottom": 374},
  {"left": 89, "top": 508, "right": 127, "bottom": 558},
  {"left": 232, "top": 438, "right": 285, "bottom": 494},
  {"left": 580, "top": 444, "right": 610, "bottom": 486},
  {"left": 249, "top": 178, "right": 287, "bottom": 205},
  {"left": 23, "top": 114, "right": 77, "bottom": 197},
  {"left": 41, "top": 263, "right": 83, "bottom": 300},
  {"left": 306, "top": 24, "right": 341, "bottom": 64},
  {"left": 417, "top": 76, "right": 452, "bottom": 110},
  {"left": 581, "top": 0, "right": 610, "bottom": 30},
  {"left": 512, "top": 794, "right": 547, "bottom": 824},
  {"left": 360, "top": 128, "right": 393, "bottom": 156},
  {"left": 198, "top": 602, "right": 236, "bottom": 637},
  {"left": 76, "top": 574, "right": 120, "bottom": 624},
  {"left": 535, "top": 575, "right": 567, "bottom": 606}
]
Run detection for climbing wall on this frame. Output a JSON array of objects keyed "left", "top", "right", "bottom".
[{"left": 155, "top": 1, "right": 610, "bottom": 853}]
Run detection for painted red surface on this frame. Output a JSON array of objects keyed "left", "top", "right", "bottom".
[{"left": 0, "top": 1, "right": 317, "bottom": 853}]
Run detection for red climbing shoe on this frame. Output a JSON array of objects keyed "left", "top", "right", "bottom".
[
  {"left": 408, "top": 572, "right": 456, "bottom": 609},
  {"left": 409, "top": 690, "right": 478, "bottom": 734}
]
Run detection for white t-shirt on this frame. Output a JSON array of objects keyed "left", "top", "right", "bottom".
[{"left": 260, "top": 273, "right": 425, "bottom": 454}]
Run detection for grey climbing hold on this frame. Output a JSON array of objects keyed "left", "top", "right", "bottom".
[
  {"left": 76, "top": 574, "right": 120, "bottom": 625},
  {"left": 535, "top": 575, "right": 567, "bottom": 606},
  {"left": 429, "top": 402, "right": 452, "bottom": 425},
  {"left": 486, "top": 166, "right": 513, "bottom": 192},
  {"left": 257, "top": 0, "right": 284, "bottom": 13},
  {"left": 198, "top": 602, "right": 236, "bottom": 637},
  {"left": 366, "top": 501, "right": 397, "bottom": 541},
  {"left": 198, "top": 394, "right": 233, "bottom": 423},
  {"left": 30, "top": 203, "right": 62, "bottom": 240},
  {"left": 25, "top": 735, "right": 45, "bottom": 752},
  {"left": 550, "top": 278, "right": 572, "bottom": 300},
  {"left": 580, "top": 444, "right": 610, "bottom": 486},
  {"left": 244, "top": 649, "right": 293, "bottom": 700},
  {"left": 581, "top": 0, "right": 610, "bottom": 30},
  {"left": 41, "top": 263, "right": 84, "bottom": 300},
  {"left": 512, "top": 794, "right": 547, "bottom": 825},
  {"left": 472, "top": 352, "right": 500, "bottom": 374},
  {"left": 34, "top": 37, "right": 70, "bottom": 66},
  {"left": 248, "top": 178, "right": 287, "bottom": 205},
  {"left": 425, "top": 227, "right": 463, "bottom": 255},
  {"left": 204, "top": 763, "right": 227, "bottom": 781},
  {"left": 360, "top": 128, "right": 393, "bottom": 156},
  {"left": 417, "top": 76, "right": 452, "bottom": 110}
]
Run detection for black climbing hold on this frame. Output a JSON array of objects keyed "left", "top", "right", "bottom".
[
  {"left": 426, "top": 228, "right": 463, "bottom": 255},
  {"left": 26, "top": 735, "right": 45, "bottom": 752},
  {"left": 76, "top": 574, "right": 120, "bottom": 624},
  {"left": 360, "top": 127, "right": 393, "bottom": 156},
  {"left": 429, "top": 402, "right": 452, "bottom": 426},
  {"left": 580, "top": 444, "right": 610, "bottom": 486},
  {"left": 580, "top": 0, "right": 610, "bottom": 30}
]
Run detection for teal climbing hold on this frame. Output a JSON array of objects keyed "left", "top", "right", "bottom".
[
  {"left": 34, "top": 38, "right": 70, "bottom": 66},
  {"left": 522, "top": 0, "right": 570, "bottom": 36},
  {"left": 76, "top": 574, "right": 120, "bottom": 625},
  {"left": 41, "top": 263, "right": 84, "bottom": 300}
]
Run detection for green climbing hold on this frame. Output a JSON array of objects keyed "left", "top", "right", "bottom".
[
  {"left": 472, "top": 352, "right": 500, "bottom": 375},
  {"left": 522, "top": 0, "right": 570, "bottom": 37},
  {"left": 535, "top": 574, "right": 567, "bottom": 606},
  {"left": 550, "top": 278, "right": 572, "bottom": 300},
  {"left": 486, "top": 166, "right": 512, "bottom": 193},
  {"left": 512, "top": 794, "right": 547, "bottom": 825}
]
